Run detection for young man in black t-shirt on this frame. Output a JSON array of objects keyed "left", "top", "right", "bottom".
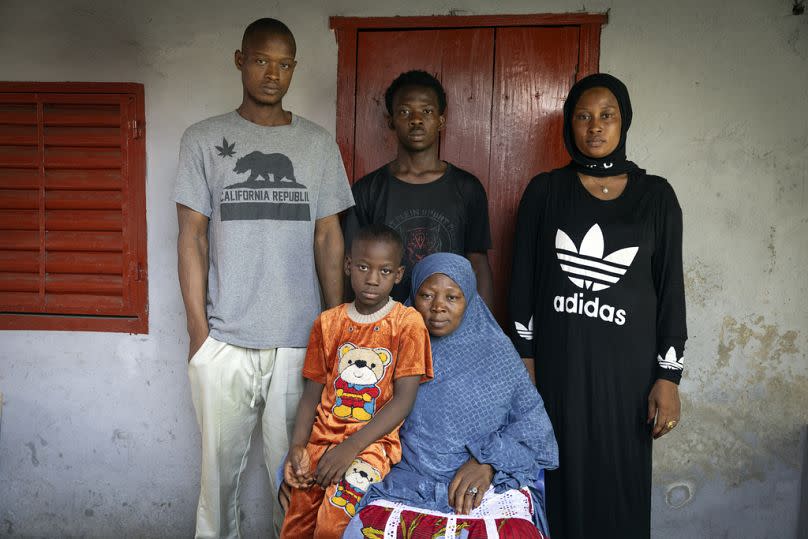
[{"left": 344, "top": 70, "right": 494, "bottom": 305}]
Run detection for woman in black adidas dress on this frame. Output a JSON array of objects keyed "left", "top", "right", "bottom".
[{"left": 509, "top": 73, "right": 687, "bottom": 539}]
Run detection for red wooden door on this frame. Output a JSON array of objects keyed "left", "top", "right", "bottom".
[{"left": 335, "top": 15, "right": 603, "bottom": 324}]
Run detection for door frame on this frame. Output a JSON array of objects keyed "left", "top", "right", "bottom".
[{"left": 329, "top": 12, "right": 608, "bottom": 180}]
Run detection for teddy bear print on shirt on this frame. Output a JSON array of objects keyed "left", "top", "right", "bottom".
[
  {"left": 332, "top": 343, "right": 391, "bottom": 421},
  {"left": 330, "top": 458, "right": 382, "bottom": 516}
]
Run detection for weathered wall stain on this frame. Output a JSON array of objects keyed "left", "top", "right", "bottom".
[
  {"left": 786, "top": 26, "right": 805, "bottom": 59},
  {"left": 665, "top": 480, "right": 696, "bottom": 508},
  {"left": 657, "top": 315, "right": 805, "bottom": 487},
  {"left": 716, "top": 315, "right": 798, "bottom": 373},
  {"left": 684, "top": 258, "right": 723, "bottom": 308},
  {"left": 111, "top": 429, "right": 129, "bottom": 443},
  {"left": 83, "top": 489, "right": 105, "bottom": 521},
  {"left": 24, "top": 442, "right": 39, "bottom": 467}
]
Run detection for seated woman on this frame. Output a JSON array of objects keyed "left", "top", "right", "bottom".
[{"left": 343, "top": 252, "right": 558, "bottom": 538}]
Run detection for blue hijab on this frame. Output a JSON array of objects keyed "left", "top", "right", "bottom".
[{"left": 358, "top": 253, "right": 558, "bottom": 517}]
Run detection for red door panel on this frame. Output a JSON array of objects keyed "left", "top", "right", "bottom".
[
  {"left": 436, "top": 28, "right": 494, "bottom": 190},
  {"left": 487, "top": 26, "right": 580, "bottom": 322}
]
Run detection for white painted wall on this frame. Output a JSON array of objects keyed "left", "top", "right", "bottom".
[{"left": 0, "top": 0, "right": 806, "bottom": 536}]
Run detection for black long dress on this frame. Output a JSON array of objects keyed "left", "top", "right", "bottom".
[{"left": 509, "top": 165, "right": 687, "bottom": 539}]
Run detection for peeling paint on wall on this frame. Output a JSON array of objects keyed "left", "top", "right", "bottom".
[
  {"left": 717, "top": 315, "right": 798, "bottom": 373},
  {"left": 657, "top": 315, "right": 805, "bottom": 489},
  {"left": 684, "top": 258, "right": 723, "bottom": 308}
]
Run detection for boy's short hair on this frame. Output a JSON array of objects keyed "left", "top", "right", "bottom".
[
  {"left": 242, "top": 18, "right": 296, "bottom": 56},
  {"left": 384, "top": 70, "right": 447, "bottom": 115},
  {"left": 352, "top": 224, "right": 405, "bottom": 264}
]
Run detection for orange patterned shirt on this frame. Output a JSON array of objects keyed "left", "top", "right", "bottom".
[{"left": 302, "top": 301, "right": 433, "bottom": 463}]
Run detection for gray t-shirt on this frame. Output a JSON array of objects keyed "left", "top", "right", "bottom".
[{"left": 174, "top": 111, "right": 354, "bottom": 348}]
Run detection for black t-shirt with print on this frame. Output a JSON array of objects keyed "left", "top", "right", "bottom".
[{"left": 344, "top": 163, "right": 491, "bottom": 302}]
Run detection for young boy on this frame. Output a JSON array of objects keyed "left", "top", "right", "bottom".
[
  {"left": 280, "top": 224, "right": 434, "bottom": 539},
  {"left": 344, "top": 70, "right": 494, "bottom": 306}
]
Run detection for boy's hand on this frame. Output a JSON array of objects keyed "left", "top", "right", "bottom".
[
  {"left": 315, "top": 441, "right": 358, "bottom": 488},
  {"left": 313, "top": 375, "right": 421, "bottom": 488},
  {"left": 278, "top": 481, "right": 291, "bottom": 511},
  {"left": 285, "top": 379, "right": 324, "bottom": 488},
  {"left": 284, "top": 445, "right": 313, "bottom": 489}
]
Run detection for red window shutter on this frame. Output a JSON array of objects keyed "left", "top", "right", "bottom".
[{"left": 0, "top": 83, "right": 147, "bottom": 333}]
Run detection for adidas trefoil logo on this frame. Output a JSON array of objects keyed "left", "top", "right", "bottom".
[
  {"left": 515, "top": 316, "right": 533, "bottom": 341},
  {"left": 555, "top": 224, "right": 638, "bottom": 292},
  {"left": 658, "top": 346, "right": 684, "bottom": 371},
  {"left": 553, "top": 224, "right": 638, "bottom": 325}
]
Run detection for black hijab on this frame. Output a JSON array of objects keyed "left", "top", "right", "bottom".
[{"left": 563, "top": 73, "right": 638, "bottom": 177}]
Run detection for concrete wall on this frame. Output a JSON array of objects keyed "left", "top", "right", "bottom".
[{"left": 0, "top": 0, "right": 805, "bottom": 537}]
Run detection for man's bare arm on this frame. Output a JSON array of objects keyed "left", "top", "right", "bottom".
[
  {"left": 177, "top": 204, "right": 210, "bottom": 360},
  {"left": 314, "top": 214, "right": 345, "bottom": 309}
]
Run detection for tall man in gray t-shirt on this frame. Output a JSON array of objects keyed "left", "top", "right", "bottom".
[{"left": 174, "top": 18, "right": 353, "bottom": 539}]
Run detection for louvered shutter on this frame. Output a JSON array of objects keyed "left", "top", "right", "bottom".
[{"left": 0, "top": 83, "right": 147, "bottom": 333}]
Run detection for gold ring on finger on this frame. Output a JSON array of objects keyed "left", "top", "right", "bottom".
[{"left": 666, "top": 420, "right": 678, "bottom": 430}]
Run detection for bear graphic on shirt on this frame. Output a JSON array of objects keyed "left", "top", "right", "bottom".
[
  {"left": 228, "top": 151, "right": 305, "bottom": 188},
  {"left": 332, "top": 343, "right": 391, "bottom": 422},
  {"left": 329, "top": 458, "right": 382, "bottom": 517}
]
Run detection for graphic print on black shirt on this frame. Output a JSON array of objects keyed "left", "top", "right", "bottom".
[
  {"left": 219, "top": 149, "right": 310, "bottom": 222},
  {"left": 552, "top": 223, "right": 638, "bottom": 326},
  {"left": 345, "top": 164, "right": 491, "bottom": 302},
  {"left": 388, "top": 209, "right": 457, "bottom": 272}
]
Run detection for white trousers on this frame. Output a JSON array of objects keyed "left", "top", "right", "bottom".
[{"left": 188, "top": 336, "right": 305, "bottom": 539}]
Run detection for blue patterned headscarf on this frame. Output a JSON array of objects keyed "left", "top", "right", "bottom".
[
  {"left": 407, "top": 252, "right": 516, "bottom": 387},
  {"left": 359, "top": 252, "right": 558, "bottom": 520}
]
